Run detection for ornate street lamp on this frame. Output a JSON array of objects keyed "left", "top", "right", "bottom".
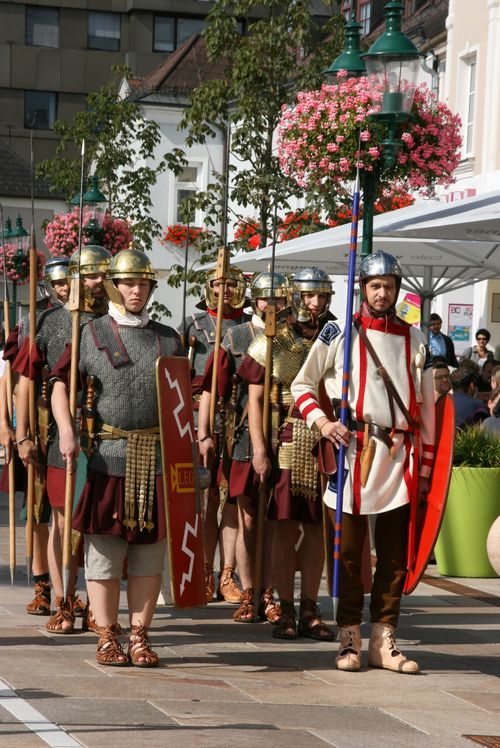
[
  {"left": 10, "top": 215, "right": 30, "bottom": 253},
  {"left": 5, "top": 215, "right": 29, "bottom": 326},
  {"left": 359, "top": 0, "right": 422, "bottom": 259},
  {"left": 82, "top": 174, "right": 107, "bottom": 241},
  {"left": 323, "top": 13, "right": 366, "bottom": 82}
]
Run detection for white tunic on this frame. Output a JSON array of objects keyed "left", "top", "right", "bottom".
[{"left": 291, "top": 315, "right": 435, "bottom": 515}]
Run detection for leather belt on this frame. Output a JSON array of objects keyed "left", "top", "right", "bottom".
[
  {"left": 352, "top": 420, "right": 408, "bottom": 451},
  {"left": 97, "top": 423, "right": 160, "bottom": 440}
]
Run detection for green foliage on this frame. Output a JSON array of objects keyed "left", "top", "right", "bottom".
[
  {"left": 453, "top": 425, "right": 500, "bottom": 468},
  {"left": 36, "top": 65, "right": 187, "bottom": 251},
  {"left": 168, "top": 0, "right": 344, "bottom": 261}
]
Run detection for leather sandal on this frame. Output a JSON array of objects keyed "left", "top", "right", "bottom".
[
  {"left": 298, "top": 598, "right": 335, "bottom": 642},
  {"left": 26, "top": 581, "right": 51, "bottom": 616},
  {"left": 81, "top": 605, "right": 104, "bottom": 635},
  {"left": 258, "top": 587, "right": 281, "bottom": 625},
  {"left": 272, "top": 600, "right": 297, "bottom": 640},
  {"left": 217, "top": 566, "right": 243, "bottom": 604},
  {"left": 96, "top": 624, "right": 128, "bottom": 667},
  {"left": 128, "top": 624, "right": 159, "bottom": 668},
  {"left": 233, "top": 588, "right": 255, "bottom": 622},
  {"left": 71, "top": 594, "right": 87, "bottom": 618},
  {"left": 46, "top": 596, "right": 75, "bottom": 635},
  {"left": 205, "top": 563, "right": 215, "bottom": 603}
]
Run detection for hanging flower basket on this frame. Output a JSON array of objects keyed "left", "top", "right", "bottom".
[
  {"left": 277, "top": 74, "right": 462, "bottom": 198},
  {"left": 44, "top": 208, "right": 133, "bottom": 257},
  {"left": 0, "top": 244, "right": 45, "bottom": 284}
]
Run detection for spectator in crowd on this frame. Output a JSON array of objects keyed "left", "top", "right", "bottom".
[
  {"left": 451, "top": 368, "right": 489, "bottom": 428},
  {"left": 432, "top": 359, "right": 452, "bottom": 401},
  {"left": 477, "top": 359, "right": 500, "bottom": 394},
  {"left": 460, "top": 328, "right": 495, "bottom": 369},
  {"left": 428, "top": 314, "right": 458, "bottom": 367},
  {"left": 491, "top": 365, "right": 500, "bottom": 392},
  {"left": 480, "top": 389, "right": 500, "bottom": 435}
]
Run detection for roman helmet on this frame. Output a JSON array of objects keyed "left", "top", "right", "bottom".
[
  {"left": 290, "top": 266, "right": 333, "bottom": 324},
  {"left": 104, "top": 248, "right": 157, "bottom": 314},
  {"left": 68, "top": 244, "right": 112, "bottom": 277},
  {"left": 250, "top": 271, "right": 289, "bottom": 319},
  {"left": 204, "top": 265, "right": 247, "bottom": 311},
  {"left": 358, "top": 250, "right": 402, "bottom": 289},
  {"left": 43, "top": 256, "right": 70, "bottom": 304},
  {"left": 68, "top": 244, "right": 112, "bottom": 313}
]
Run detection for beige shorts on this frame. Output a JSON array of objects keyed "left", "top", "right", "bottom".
[{"left": 84, "top": 534, "right": 167, "bottom": 580}]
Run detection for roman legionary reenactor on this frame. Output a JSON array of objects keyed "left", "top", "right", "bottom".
[
  {"left": 198, "top": 271, "right": 289, "bottom": 624},
  {"left": 0, "top": 256, "right": 70, "bottom": 615},
  {"left": 181, "top": 267, "right": 248, "bottom": 605},
  {"left": 292, "top": 251, "right": 435, "bottom": 674},
  {"left": 239, "top": 267, "right": 336, "bottom": 641},
  {"left": 14, "top": 245, "right": 112, "bottom": 634},
  {"left": 51, "top": 248, "right": 184, "bottom": 667}
]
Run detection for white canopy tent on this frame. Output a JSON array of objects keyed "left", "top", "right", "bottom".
[{"left": 224, "top": 189, "right": 500, "bottom": 321}]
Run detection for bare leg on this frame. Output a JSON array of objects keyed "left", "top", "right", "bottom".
[
  {"left": 86, "top": 579, "right": 121, "bottom": 627},
  {"left": 272, "top": 519, "right": 300, "bottom": 601},
  {"left": 48, "top": 508, "right": 77, "bottom": 599},
  {"left": 203, "top": 488, "right": 220, "bottom": 566},
  {"left": 219, "top": 501, "right": 238, "bottom": 569},
  {"left": 127, "top": 574, "right": 162, "bottom": 628},
  {"left": 235, "top": 495, "right": 255, "bottom": 589},
  {"left": 262, "top": 520, "right": 276, "bottom": 589},
  {"left": 299, "top": 524, "right": 325, "bottom": 600},
  {"left": 32, "top": 522, "right": 49, "bottom": 576}
]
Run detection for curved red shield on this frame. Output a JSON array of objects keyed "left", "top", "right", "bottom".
[
  {"left": 403, "top": 393, "right": 455, "bottom": 595},
  {"left": 156, "top": 356, "right": 206, "bottom": 608}
]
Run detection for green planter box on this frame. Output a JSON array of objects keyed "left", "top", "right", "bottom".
[{"left": 434, "top": 467, "right": 500, "bottom": 577}]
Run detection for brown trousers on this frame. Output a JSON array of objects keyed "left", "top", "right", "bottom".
[{"left": 329, "top": 504, "right": 409, "bottom": 628}]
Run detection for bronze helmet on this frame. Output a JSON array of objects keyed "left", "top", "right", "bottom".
[
  {"left": 204, "top": 266, "right": 246, "bottom": 311},
  {"left": 104, "top": 248, "right": 157, "bottom": 313},
  {"left": 68, "top": 244, "right": 112, "bottom": 277}
]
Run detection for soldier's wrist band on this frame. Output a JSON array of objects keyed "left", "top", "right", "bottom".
[
  {"left": 198, "top": 435, "right": 212, "bottom": 442},
  {"left": 15, "top": 434, "right": 31, "bottom": 446}
]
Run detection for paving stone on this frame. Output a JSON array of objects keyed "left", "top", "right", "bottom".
[{"left": 450, "top": 691, "right": 500, "bottom": 712}]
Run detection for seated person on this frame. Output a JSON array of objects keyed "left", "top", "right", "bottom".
[{"left": 451, "top": 368, "right": 488, "bottom": 428}]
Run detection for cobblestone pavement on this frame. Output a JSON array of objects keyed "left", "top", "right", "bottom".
[{"left": 0, "top": 496, "right": 499, "bottom": 748}]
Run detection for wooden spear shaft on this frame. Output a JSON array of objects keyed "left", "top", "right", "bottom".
[
  {"left": 208, "top": 246, "right": 229, "bottom": 436},
  {"left": 25, "top": 225, "right": 38, "bottom": 585},
  {"left": 3, "top": 297, "right": 16, "bottom": 584}
]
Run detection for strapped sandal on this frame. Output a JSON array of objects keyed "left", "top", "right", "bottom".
[
  {"left": 81, "top": 605, "right": 104, "bottom": 635},
  {"left": 272, "top": 600, "right": 297, "bottom": 640},
  {"left": 46, "top": 596, "right": 75, "bottom": 635},
  {"left": 26, "top": 581, "right": 51, "bottom": 616},
  {"left": 217, "top": 565, "right": 243, "bottom": 604},
  {"left": 233, "top": 588, "right": 255, "bottom": 623},
  {"left": 96, "top": 624, "right": 128, "bottom": 667},
  {"left": 128, "top": 624, "right": 159, "bottom": 668},
  {"left": 258, "top": 587, "right": 281, "bottom": 625},
  {"left": 71, "top": 594, "right": 87, "bottom": 618},
  {"left": 205, "top": 563, "right": 215, "bottom": 603},
  {"left": 298, "top": 598, "right": 335, "bottom": 642}
]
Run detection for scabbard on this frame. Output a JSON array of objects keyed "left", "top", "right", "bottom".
[{"left": 360, "top": 424, "right": 376, "bottom": 488}]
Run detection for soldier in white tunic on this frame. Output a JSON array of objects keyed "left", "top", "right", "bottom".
[{"left": 291, "top": 251, "right": 435, "bottom": 674}]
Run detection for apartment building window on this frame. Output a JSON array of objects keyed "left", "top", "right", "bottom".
[
  {"left": 462, "top": 56, "right": 477, "bottom": 157},
  {"left": 26, "top": 6, "right": 59, "bottom": 48},
  {"left": 24, "top": 91, "right": 57, "bottom": 129},
  {"left": 154, "top": 15, "right": 206, "bottom": 53},
  {"left": 359, "top": 2, "right": 371, "bottom": 35},
  {"left": 88, "top": 11, "right": 121, "bottom": 51}
]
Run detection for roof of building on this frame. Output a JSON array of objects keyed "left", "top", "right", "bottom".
[
  {"left": 0, "top": 141, "right": 64, "bottom": 200},
  {"left": 127, "top": 33, "right": 229, "bottom": 103}
]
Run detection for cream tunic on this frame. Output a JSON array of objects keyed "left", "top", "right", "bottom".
[{"left": 291, "top": 316, "right": 435, "bottom": 515}]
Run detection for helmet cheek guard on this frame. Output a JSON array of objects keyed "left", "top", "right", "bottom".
[
  {"left": 291, "top": 267, "right": 333, "bottom": 324},
  {"left": 104, "top": 248, "right": 157, "bottom": 314},
  {"left": 250, "top": 272, "right": 289, "bottom": 319}
]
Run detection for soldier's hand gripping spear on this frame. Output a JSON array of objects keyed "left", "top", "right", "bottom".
[
  {"left": 331, "top": 168, "right": 361, "bottom": 623},
  {"left": 0, "top": 204, "right": 16, "bottom": 584},
  {"left": 61, "top": 139, "right": 85, "bottom": 600}
]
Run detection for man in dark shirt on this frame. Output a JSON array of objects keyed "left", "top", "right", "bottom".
[
  {"left": 451, "top": 368, "right": 488, "bottom": 428},
  {"left": 428, "top": 314, "right": 458, "bottom": 367}
]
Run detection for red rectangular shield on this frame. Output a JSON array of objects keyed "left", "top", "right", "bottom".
[{"left": 156, "top": 356, "right": 206, "bottom": 607}]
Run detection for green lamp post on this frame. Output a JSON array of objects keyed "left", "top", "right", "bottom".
[
  {"left": 323, "top": 12, "right": 366, "bottom": 82},
  {"left": 9, "top": 215, "right": 29, "bottom": 327},
  {"left": 82, "top": 175, "right": 107, "bottom": 242}
]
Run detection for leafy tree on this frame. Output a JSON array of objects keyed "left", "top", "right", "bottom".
[
  {"left": 166, "top": 0, "right": 344, "bottom": 291},
  {"left": 36, "top": 66, "right": 186, "bottom": 251}
]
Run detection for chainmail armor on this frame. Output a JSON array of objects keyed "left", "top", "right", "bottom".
[
  {"left": 80, "top": 317, "right": 183, "bottom": 476},
  {"left": 181, "top": 312, "right": 245, "bottom": 378}
]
